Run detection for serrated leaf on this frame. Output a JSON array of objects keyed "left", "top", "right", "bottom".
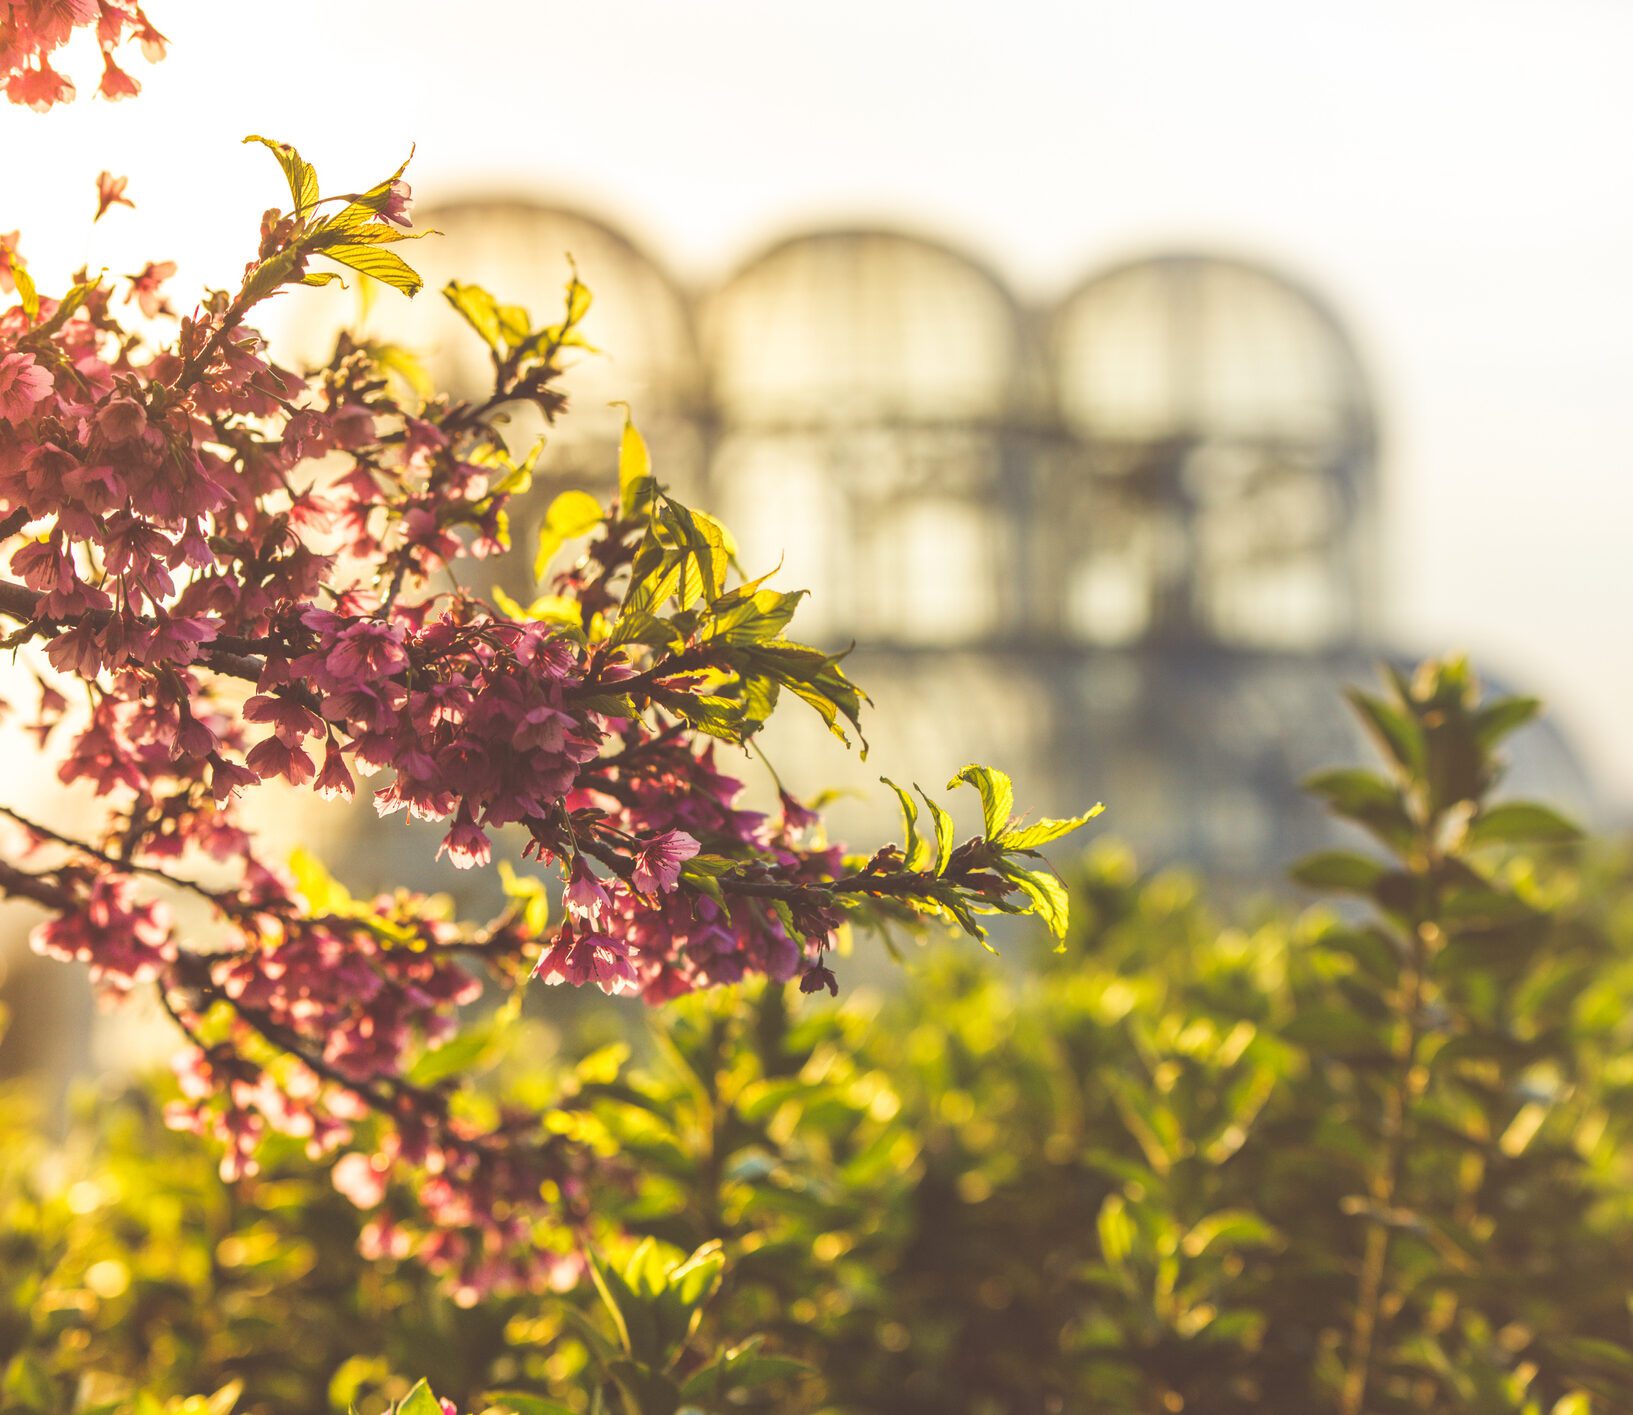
[
  {"left": 13, "top": 262, "right": 38, "bottom": 322},
  {"left": 882, "top": 778, "right": 927, "bottom": 872},
  {"left": 321, "top": 242, "right": 423, "bottom": 296},
  {"left": 917, "top": 785, "right": 956, "bottom": 873},
  {"left": 444, "top": 280, "right": 503, "bottom": 350},
  {"left": 1002, "top": 863, "right": 1071, "bottom": 943},
  {"left": 244, "top": 134, "right": 318, "bottom": 214},
  {"left": 949, "top": 764, "right": 1015, "bottom": 839},
  {"left": 616, "top": 408, "right": 654, "bottom": 519},
  {"left": 1000, "top": 803, "right": 1104, "bottom": 851}
]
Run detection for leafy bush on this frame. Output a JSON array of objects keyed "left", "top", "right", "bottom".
[{"left": 5, "top": 661, "right": 1631, "bottom": 1414}]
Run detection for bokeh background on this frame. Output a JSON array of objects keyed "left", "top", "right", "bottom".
[{"left": 3, "top": 0, "right": 1631, "bottom": 1067}]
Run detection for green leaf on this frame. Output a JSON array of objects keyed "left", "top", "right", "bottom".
[
  {"left": 949, "top": 764, "right": 1014, "bottom": 839},
  {"left": 289, "top": 846, "right": 350, "bottom": 914},
  {"left": 394, "top": 1380, "right": 444, "bottom": 1415},
  {"left": 707, "top": 587, "right": 806, "bottom": 645},
  {"left": 444, "top": 280, "right": 504, "bottom": 350},
  {"left": 1466, "top": 801, "right": 1582, "bottom": 847},
  {"left": 1281, "top": 1007, "right": 1389, "bottom": 1057},
  {"left": 1290, "top": 850, "right": 1388, "bottom": 895},
  {"left": 1002, "top": 863, "right": 1071, "bottom": 943},
  {"left": 317, "top": 149, "right": 415, "bottom": 234},
  {"left": 320, "top": 242, "right": 423, "bottom": 297},
  {"left": 1180, "top": 1210, "right": 1281, "bottom": 1258},
  {"left": 481, "top": 1394, "right": 578, "bottom": 1415},
  {"left": 13, "top": 262, "right": 38, "bottom": 323},
  {"left": 1303, "top": 767, "right": 1416, "bottom": 851},
  {"left": 244, "top": 134, "right": 318, "bottom": 214},
  {"left": 534, "top": 489, "right": 605, "bottom": 580},
  {"left": 1473, "top": 694, "right": 1541, "bottom": 750},
  {"left": 1097, "top": 1193, "right": 1134, "bottom": 1269},
  {"left": 617, "top": 409, "right": 654, "bottom": 519},
  {"left": 680, "top": 1340, "right": 812, "bottom": 1401},
  {"left": 589, "top": 1250, "right": 659, "bottom": 1362},
  {"left": 368, "top": 341, "right": 435, "bottom": 401},
  {"left": 19, "top": 276, "right": 96, "bottom": 345},
  {"left": 917, "top": 785, "right": 956, "bottom": 874},
  {"left": 738, "top": 643, "right": 867, "bottom": 753},
  {"left": 405, "top": 1023, "right": 501, "bottom": 1088},
  {"left": 882, "top": 778, "right": 927, "bottom": 871},
  {"left": 3, "top": 1352, "right": 54, "bottom": 1412},
  {"left": 605, "top": 1361, "right": 683, "bottom": 1415},
  {"left": 999, "top": 803, "right": 1104, "bottom": 852},
  {"left": 667, "top": 1241, "right": 725, "bottom": 1309},
  {"left": 1346, "top": 687, "right": 1426, "bottom": 778}
]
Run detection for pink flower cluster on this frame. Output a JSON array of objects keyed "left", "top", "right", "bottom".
[
  {"left": 0, "top": 185, "right": 847, "bottom": 1298},
  {"left": 1, "top": 0, "right": 166, "bottom": 109},
  {"left": 544, "top": 741, "right": 845, "bottom": 1004},
  {"left": 0, "top": 4, "right": 1097, "bottom": 1314}
]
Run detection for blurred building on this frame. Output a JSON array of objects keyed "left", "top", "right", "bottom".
[
  {"left": 285, "top": 202, "right": 1591, "bottom": 879},
  {"left": 0, "top": 199, "right": 1602, "bottom": 1089}
]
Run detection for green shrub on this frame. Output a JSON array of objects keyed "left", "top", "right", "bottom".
[{"left": 4, "top": 660, "right": 1631, "bottom": 1414}]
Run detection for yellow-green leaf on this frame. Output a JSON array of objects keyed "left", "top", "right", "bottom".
[
  {"left": 534, "top": 490, "right": 605, "bottom": 580},
  {"left": 13, "top": 263, "right": 38, "bottom": 323},
  {"left": 320, "top": 243, "right": 423, "bottom": 297},
  {"left": 244, "top": 134, "right": 318, "bottom": 215},
  {"left": 616, "top": 408, "right": 653, "bottom": 519}
]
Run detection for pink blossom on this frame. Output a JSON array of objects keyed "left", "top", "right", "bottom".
[
  {"left": 0, "top": 353, "right": 52, "bottom": 421},
  {"left": 94, "top": 170, "right": 135, "bottom": 220},
  {"left": 97, "top": 54, "right": 139, "bottom": 101},
  {"left": 630, "top": 830, "right": 700, "bottom": 894},
  {"left": 380, "top": 178, "right": 413, "bottom": 228},
  {"left": 439, "top": 815, "right": 491, "bottom": 870},
  {"left": 245, "top": 735, "right": 317, "bottom": 786},
  {"left": 125, "top": 259, "right": 176, "bottom": 317},
  {"left": 531, "top": 925, "right": 637, "bottom": 995},
  {"left": 314, "top": 743, "right": 355, "bottom": 800},
  {"left": 564, "top": 857, "right": 612, "bottom": 922},
  {"left": 95, "top": 395, "right": 145, "bottom": 442}
]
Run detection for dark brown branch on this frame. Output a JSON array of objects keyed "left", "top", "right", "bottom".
[
  {"left": 0, "top": 802, "right": 236, "bottom": 913},
  {"left": 0, "top": 577, "right": 270, "bottom": 682},
  {"left": 0, "top": 858, "right": 74, "bottom": 911}
]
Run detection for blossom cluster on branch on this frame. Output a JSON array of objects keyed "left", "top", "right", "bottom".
[
  {"left": 1, "top": 0, "right": 165, "bottom": 109},
  {"left": 0, "top": 74, "right": 1099, "bottom": 1296}
]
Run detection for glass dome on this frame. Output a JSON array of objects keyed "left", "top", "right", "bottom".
[
  {"left": 700, "top": 230, "right": 1042, "bottom": 645},
  {"left": 1046, "top": 254, "right": 1378, "bottom": 650}
]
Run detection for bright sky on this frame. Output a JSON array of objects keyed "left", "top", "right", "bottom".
[{"left": 6, "top": 0, "right": 1633, "bottom": 800}]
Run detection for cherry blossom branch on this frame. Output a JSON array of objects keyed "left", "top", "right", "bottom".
[{"left": 0, "top": 577, "right": 270, "bottom": 681}]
